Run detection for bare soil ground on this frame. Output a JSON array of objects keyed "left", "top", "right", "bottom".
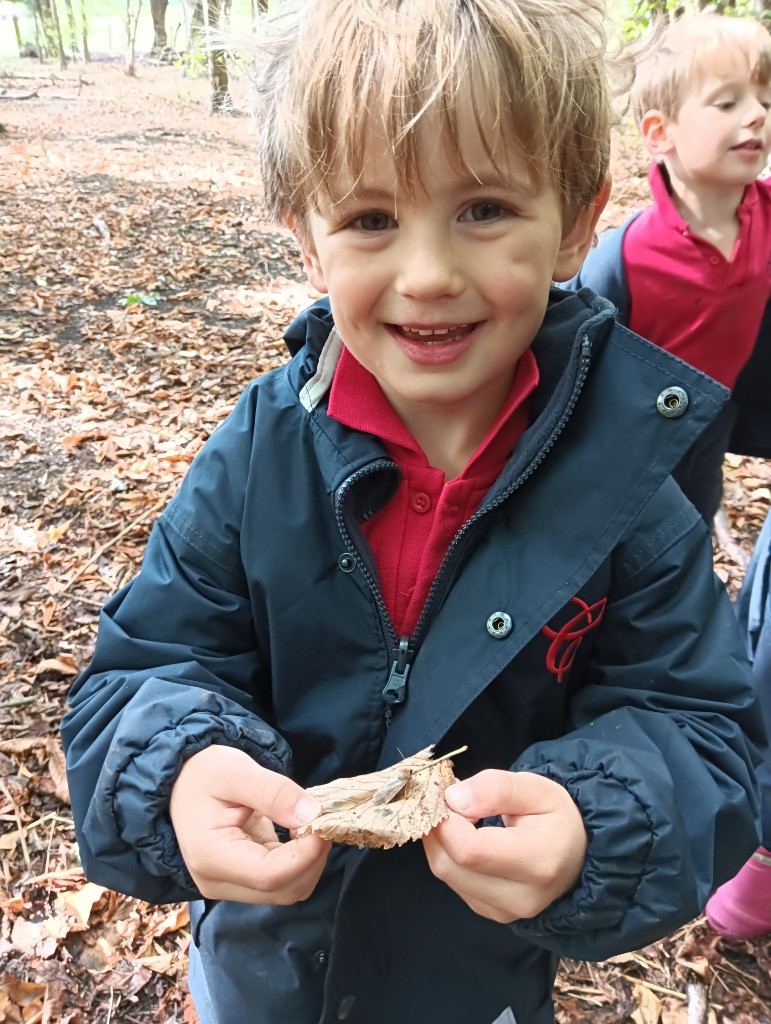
[{"left": 1, "top": 56, "right": 770, "bottom": 1024}]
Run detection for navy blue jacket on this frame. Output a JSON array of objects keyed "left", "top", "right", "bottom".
[
  {"left": 62, "top": 290, "right": 764, "bottom": 1024},
  {"left": 567, "top": 214, "right": 771, "bottom": 459}
]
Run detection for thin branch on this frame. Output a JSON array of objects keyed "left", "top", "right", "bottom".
[{"left": 61, "top": 497, "right": 165, "bottom": 592}]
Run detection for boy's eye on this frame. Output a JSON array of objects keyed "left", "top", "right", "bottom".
[
  {"left": 715, "top": 100, "right": 736, "bottom": 111},
  {"left": 460, "top": 201, "right": 507, "bottom": 222},
  {"left": 351, "top": 212, "right": 394, "bottom": 231}
]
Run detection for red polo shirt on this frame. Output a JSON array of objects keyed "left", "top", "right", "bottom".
[
  {"left": 327, "top": 345, "right": 539, "bottom": 637},
  {"left": 624, "top": 162, "right": 771, "bottom": 388}
]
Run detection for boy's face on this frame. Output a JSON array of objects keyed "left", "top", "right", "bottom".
[
  {"left": 648, "top": 52, "right": 771, "bottom": 189},
  {"left": 293, "top": 104, "right": 604, "bottom": 439}
]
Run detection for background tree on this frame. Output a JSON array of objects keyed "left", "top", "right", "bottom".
[
  {"left": 79, "top": 0, "right": 90, "bottom": 61},
  {"left": 150, "top": 0, "right": 168, "bottom": 55},
  {"left": 125, "top": 0, "right": 142, "bottom": 75},
  {"left": 48, "top": 0, "right": 67, "bottom": 67},
  {"left": 63, "top": 0, "right": 79, "bottom": 58}
]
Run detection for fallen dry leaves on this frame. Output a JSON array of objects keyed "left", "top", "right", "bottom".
[{"left": 1, "top": 55, "right": 770, "bottom": 1024}]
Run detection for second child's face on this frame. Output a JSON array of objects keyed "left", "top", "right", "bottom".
[
  {"left": 295, "top": 106, "right": 598, "bottom": 440},
  {"left": 665, "top": 53, "right": 771, "bottom": 188}
]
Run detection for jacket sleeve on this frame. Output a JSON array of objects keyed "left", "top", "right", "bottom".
[
  {"left": 509, "top": 479, "right": 765, "bottom": 960},
  {"left": 61, "top": 385, "right": 291, "bottom": 905}
]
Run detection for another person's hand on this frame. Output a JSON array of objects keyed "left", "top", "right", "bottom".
[
  {"left": 423, "top": 769, "right": 586, "bottom": 924},
  {"left": 169, "top": 744, "right": 331, "bottom": 904}
]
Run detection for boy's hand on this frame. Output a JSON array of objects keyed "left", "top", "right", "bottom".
[
  {"left": 422, "top": 770, "right": 586, "bottom": 924},
  {"left": 169, "top": 744, "right": 331, "bottom": 904}
]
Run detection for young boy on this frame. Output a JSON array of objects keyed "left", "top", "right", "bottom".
[
  {"left": 567, "top": 14, "right": 771, "bottom": 525},
  {"left": 62, "top": 2, "right": 765, "bottom": 1022},
  {"left": 707, "top": 508, "right": 771, "bottom": 940}
]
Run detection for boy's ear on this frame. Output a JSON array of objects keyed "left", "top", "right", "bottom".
[
  {"left": 552, "top": 177, "right": 612, "bottom": 282},
  {"left": 639, "top": 109, "right": 675, "bottom": 157},
  {"left": 283, "top": 211, "right": 329, "bottom": 294}
]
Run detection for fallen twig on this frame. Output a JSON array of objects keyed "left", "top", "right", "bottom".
[
  {"left": 0, "top": 776, "right": 32, "bottom": 874},
  {"left": 0, "top": 89, "right": 40, "bottom": 100},
  {"left": 61, "top": 497, "right": 166, "bottom": 593},
  {"left": 687, "top": 980, "right": 709, "bottom": 1024}
]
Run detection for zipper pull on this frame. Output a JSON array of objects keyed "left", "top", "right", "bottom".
[{"left": 383, "top": 636, "right": 412, "bottom": 708}]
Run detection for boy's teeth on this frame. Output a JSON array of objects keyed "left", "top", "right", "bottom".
[{"left": 400, "top": 324, "right": 469, "bottom": 339}]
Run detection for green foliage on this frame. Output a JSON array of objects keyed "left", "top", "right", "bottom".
[
  {"left": 620, "top": 0, "right": 678, "bottom": 38},
  {"left": 620, "top": 0, "right": 770, "bottom": 40},
  {"left": 119, "top": 291, "right": 162, "bottom": 307},
  {"left": 172, "top": 49, "right": 208, "bottom": 78}
]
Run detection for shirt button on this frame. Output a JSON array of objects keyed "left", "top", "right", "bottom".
[
  {"left": 411, "top": 492, "right": 431, "bottom": 513},
  {"left": 337, "top": 994, "right": 357, "bottom": 1019},
  {"left": 709, "top": 255, "right": 720, "bottom": 265}
]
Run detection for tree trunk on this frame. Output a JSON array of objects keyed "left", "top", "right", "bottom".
[
  {"left": 33, "top": 0, "right": 56, "bottom": 58},
  {"left": 210, "top": 47, "right": 229, "bottom": 112},
  {"left": 125, "top": 0, "right": 142, "bottom": 76},
  {"left": 80, "top": 0, "right": 91, "bottom": 61},
  {"left": 250, "top": 0, "right": 266, "bottom": 27},
  {"left": 63, "top": 0, "right": 79, "bottom": 59},
  {"left": 187, "top": 0, "right": 204, "bottom": 52},
  {"left": 203, "top": 0, "right": 231, "bottom": 113},
  {"left": 49, "top": 0, "right": 68, "bottom": 68},
  {"left": 13, "top": 14, "right": 23, "bottom": 53},
  {"left": 150, "top": 0, "right": 169, "bottom": 52}
]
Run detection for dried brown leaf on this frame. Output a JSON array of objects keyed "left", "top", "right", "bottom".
[
  {"left": 632, "top": 982, "right": 662, "bottom": 1024},
  {"left": 295, "top": 746, "right": 461, "bottom": 849}
]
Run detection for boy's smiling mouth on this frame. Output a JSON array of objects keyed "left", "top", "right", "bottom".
[{"left": 393, "top": 323, "right": 475, "bottom": 343}]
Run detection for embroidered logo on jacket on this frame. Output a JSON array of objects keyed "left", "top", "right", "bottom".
[{"left": 542, "top": 596, "right": 607, "bottom": 682}]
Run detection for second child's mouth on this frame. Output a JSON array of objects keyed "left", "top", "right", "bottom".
[
  {"left": 733, "top": 139, "right": 763, "bottom": 152},
  {"left": 391, "top": 323, "right": 476, "bottom": 344}
]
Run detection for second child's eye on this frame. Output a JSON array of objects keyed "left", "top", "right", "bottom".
[
  {"left": 351, "top": 212, "right": 395, "bottom": 232},
  {"left": 460, "top": 201, "right": 508, "bottom": 222}
]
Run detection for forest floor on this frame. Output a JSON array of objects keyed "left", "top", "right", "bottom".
[{"left": 1, "top": 55, "right": 770, "bottom": 1024}]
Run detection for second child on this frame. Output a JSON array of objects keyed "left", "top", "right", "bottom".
[{"left": 569, "top": 14, "right": 771, "bottom": 524}]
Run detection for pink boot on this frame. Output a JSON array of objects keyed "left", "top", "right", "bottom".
[{"left": 706, "top": 847, "right": 771, "bottom": 940}]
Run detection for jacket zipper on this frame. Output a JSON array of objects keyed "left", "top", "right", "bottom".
[
  {"left": 409, "top": 334, "right": 593, "bottom": 651},
  {"left": 334, "top": 334, "right": 592, "bottom": 727}
]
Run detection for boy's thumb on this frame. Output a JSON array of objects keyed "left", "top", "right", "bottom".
[{"left": 444, "top": 781, "right": 473, "bottom": 815}]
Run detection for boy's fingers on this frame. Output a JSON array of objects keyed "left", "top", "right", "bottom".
[
  {"left": 228, "top": 762, "right": 321, "bottom": 828},
  {"left": 444, "top": 769, "right": 564, "bottom": 820},
  {"left": 178, "top": 746, "right": 321, "bottom": 828},
  {"left": 187, "top": 829, "right": 331, "bottom": 903}
]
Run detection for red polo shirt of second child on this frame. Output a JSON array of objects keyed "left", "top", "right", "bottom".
[
  {"left": 327, "top": 344, "right": 539, "bottom": 638},
  {"left": 624, "top": 162, "right": 771, "bottom": 389}
]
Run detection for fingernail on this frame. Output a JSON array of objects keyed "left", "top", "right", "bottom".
[
  {"left": 446, "top": 783, "right": 471, "bottom": 814},
  {"left": 294, "top": 795, "right": 320, "bottom": 826}
]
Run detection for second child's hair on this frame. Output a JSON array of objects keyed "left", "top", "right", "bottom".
[
  {"left": 630, "top": 14, "right": 771, "bottom": 127},
  {"left": 249, "top": 0, "right": 615, "bottom": 228}
]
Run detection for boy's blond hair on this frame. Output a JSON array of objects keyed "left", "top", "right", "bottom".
[
  {"left": 249, "top": 0, "right": 614, "bottom": 229},
  {"left": 630, "top": 14, "right": 771, "bottom": 128}
]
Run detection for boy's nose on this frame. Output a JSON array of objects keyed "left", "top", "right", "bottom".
[
  {"left": 394, "top": 242, "right": 465, "bottom": 300},
  {"left": 745, "top": 97, "right": 768, "bottom": 126}
]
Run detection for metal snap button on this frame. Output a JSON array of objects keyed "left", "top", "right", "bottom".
[
  {"left": 487, "top": 611, "right": 513, "bottom": 638},
  {"left": 338, "top": 552, "right": 356, "bottom": 572},
  {"left": 314, "top": 950, "right": 329, "bottom": 968},
  {"left": 656, "top": 387, "right": 689, "bottom": 419}
]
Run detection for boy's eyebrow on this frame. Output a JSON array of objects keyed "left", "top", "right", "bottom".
[{"left": 329, "top": 166, "right": 538, "bottom": 208}]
